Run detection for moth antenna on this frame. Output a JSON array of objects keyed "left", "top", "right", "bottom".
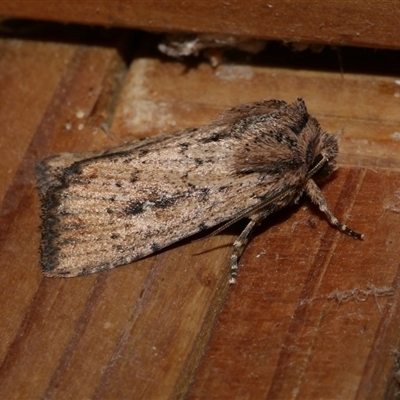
[
  {"left": 194, "top": 184, "right": 296, "bottom": 242},
  {"left": 306, "top": 154, "right": 329, "bottom": 180}
]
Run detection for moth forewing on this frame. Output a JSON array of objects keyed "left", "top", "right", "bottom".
[{"left": 37, "top": 97, "right": 363, "bottom": 281}]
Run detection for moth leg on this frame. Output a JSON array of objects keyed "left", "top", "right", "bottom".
[
  {"left": 229, "top": 209, "right": 271, "bottom": 285},
  {"left": 305, "top": 179, "right": 364, "bottom": 240}
]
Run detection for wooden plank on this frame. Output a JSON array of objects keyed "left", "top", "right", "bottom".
[
  {"left": 1, "top": 29, "right": 400, "bottom": 399},
  {"left": 0, "top": 33, "right": 234, "bottom": 400},
  {"left": 0, "top": 39, "right": 72, "bottom": 203},
  {"left": 188, "top": 167, "right": 400, "bottom": 399},
  {"left": 0, "top": 1, "right": 400, "bottom": 50},
  {"left": 110, "top": 56, "right": 400, "bottom": 397},
  {"left": 0, "top": 38, "right": 110, "bottom": 362},
  {"left": 0, "top": 34, "right": 128, "bottom": 399}
]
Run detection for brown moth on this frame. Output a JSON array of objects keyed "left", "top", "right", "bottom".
[{"left": 36, "top": 98, "right": 363, "bottom": 283}]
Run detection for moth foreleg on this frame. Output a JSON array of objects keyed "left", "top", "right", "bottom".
[
  {"left": 305, "top": 179, "right": 364, "bottom": 240},
  {"left": 229, "top": 218, "right": 259, "bottom": 285}
]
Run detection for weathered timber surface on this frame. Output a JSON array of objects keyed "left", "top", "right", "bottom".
[{"left": 1, "top": 26, "right": 400, "bottom": 399}]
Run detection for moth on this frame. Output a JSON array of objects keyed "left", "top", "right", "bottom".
[{"left": 36, "top": 98, "right": 363, "bottom": 284}]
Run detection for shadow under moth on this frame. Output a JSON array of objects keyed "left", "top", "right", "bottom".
[{"left": 36, "top": 98, "right": 363, "bottom": 284}]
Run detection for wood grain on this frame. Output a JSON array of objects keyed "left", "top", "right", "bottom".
[
  {"left": 1, "top": 26, "right": 400, "bottom": 399},
  {"left": 0, "top": 1, "right": 400, "bottom": 49},
  {"left": 0, "top": 34, "right": 128, "bottom": 399},
  {"left": 188, "top": 167, "right": 400, "bottom": 399}
]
